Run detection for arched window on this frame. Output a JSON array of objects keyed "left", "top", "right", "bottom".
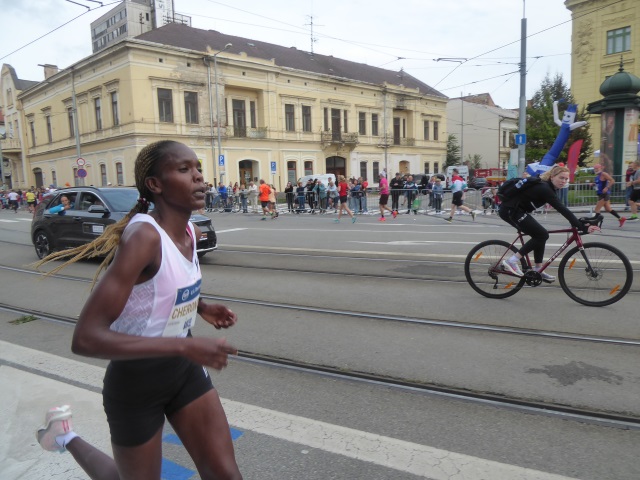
[
  {"left": 287, "top": 161, "right": 297, "bottom": 184},
  {"left": 116, "top": 162, "right": 124, "bottom": 185},
  {"left": 100, "top": 164, "right": 108, "bottom": 186}
]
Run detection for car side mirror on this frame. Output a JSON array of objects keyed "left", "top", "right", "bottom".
[{"left": 88, "top": 204, "right": 108, "bottom": 214}]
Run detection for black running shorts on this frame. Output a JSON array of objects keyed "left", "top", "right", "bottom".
[
  {"left": 103, "top": 354, "right": 214, "bottom": 447},
  {"left": 452, "top": 191, "right": 463, "bottom": 206}
]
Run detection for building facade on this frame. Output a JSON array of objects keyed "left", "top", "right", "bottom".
[
  {"left": 91, "top": 0, "right": 191, "bottom": 53},
  {"left": 3, "top": 22, "right": 448, "bottom": 191},
  {"left": 446, "top": 94, "right": 517, "bottom": 171},
  {"left": 566, "top": 0, "right": 639, "bottom": 154},
  {"left": 0, "top": 65, "right": 38, "bottom": 189}
]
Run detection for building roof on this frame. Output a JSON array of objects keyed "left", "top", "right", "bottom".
[
  {"left": 135, "top": 23, "right": 446, "bottom": 98},
  {"left": 2, "top": 64, "right": 38, "bottom": 91}
]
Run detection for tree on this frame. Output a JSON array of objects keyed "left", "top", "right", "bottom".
[
  {"left": 464, "top": 153, "right": 483, "bottom": 171},
  {"left": 446, "top": 134, "right": 461, "bottom": 166},
  {"left": 526, "top": 73, "right": 592, "bottom": 167}
]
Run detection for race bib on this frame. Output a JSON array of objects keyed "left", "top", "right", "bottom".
[{"left": 162, "top": 279, "right": 201, "bottom": 337}]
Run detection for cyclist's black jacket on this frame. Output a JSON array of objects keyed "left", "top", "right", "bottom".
[{"left": 500, "top": 180, "right": 584, "bottom": 230}]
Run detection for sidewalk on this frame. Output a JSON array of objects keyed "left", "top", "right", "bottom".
[{"left": 0, "top": 338, "right": 581, "bottom": 480}]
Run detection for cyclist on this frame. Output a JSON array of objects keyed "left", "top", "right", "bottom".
[
  {"left": 592, "top": 163, "right": 626, "bottom": 227},
  {"left": 498, "top": 165, "right": 598, "bottom": 282}
]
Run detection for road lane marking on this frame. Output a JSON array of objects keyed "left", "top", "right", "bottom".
[
  {"left": 216, "top": 228, "right": 248, "bottom": 233},
  {"left": 1, "top": 341, "right": 579, "bottom": 480},
  {"left": 351, "top": 241, "right": 566, "bottom": 247}
]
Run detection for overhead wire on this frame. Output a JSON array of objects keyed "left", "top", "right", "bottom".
[{"left": 0, "top": 1, "right": 120, "bottom": 62}]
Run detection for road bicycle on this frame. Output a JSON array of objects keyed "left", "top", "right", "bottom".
[{"left": 464, "top": 214, "right": 633, "bottom": 306}]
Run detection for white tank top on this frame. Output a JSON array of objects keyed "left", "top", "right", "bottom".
[{"left": 110, "top": 214, "right": 201, "bottom": 338}]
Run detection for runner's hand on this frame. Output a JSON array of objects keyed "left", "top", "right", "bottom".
[
  {"left": 185, "top": 337, "right": 237, "bottom": 369},
  {"left": 199, "top": 302, "right": 237, "bottom": 329}
]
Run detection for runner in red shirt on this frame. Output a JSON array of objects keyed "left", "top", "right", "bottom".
[{"left": 334, "top": 175, "right": 355, "bottom": 223}]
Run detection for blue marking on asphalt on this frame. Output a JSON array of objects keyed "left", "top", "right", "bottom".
[
  {"left": 161, "top": 458, "right": 195, "bottom": 480},
  {"left": 163, "top": 433, "right": 182, "bottom": 445},
  {"left": 161, "top": 428, "right": 244, "bottom": 478}
]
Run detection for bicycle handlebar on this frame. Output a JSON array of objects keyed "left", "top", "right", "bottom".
[{"left": 578, "top": 213, "right": 604, "bottom": 228}]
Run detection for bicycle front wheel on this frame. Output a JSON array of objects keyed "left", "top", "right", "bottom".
[
  {"left": 464, "top": 240, "right": 526, "bottom": 299},
  {"left": 559, "top": 242, "right": 633, "bottom": 307}
]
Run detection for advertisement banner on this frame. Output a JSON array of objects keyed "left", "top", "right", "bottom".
[
  {"left": 600, "top": 111, "right": 616, "bottom": 174},
  {"left": 623, "top": 108, "right": 639, "bottom": 168}
]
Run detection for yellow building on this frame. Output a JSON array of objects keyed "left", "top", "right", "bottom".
[
  {"left": 1, "top": 23, "right": 448, "bottom": 190},
  {"left": 0, "top": 65, "right": 38, "bottom": 188},
  {"left": 566, "top": 0, "right": 639, "bottom": 154}
]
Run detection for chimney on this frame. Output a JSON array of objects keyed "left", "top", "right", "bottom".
[{"left": 42, "top": 64, "right": 59, "bottom": 80}]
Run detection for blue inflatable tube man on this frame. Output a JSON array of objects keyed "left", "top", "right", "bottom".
[{"left": 526, "top": 100, "right": 586, "bottom": 176}]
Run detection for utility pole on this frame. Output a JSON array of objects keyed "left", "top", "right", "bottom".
[
  {"left": 383, "top": 86, "right": 388, "bottom": 174},
  {"left": 517, "top": 0, "right": 527, "bottom": 176},
  {"left": 70, "top": 68, "right": 81, "bottom": 160},
  {"left": 434, "top": 58, "right": 467, "bottom": 165},
  {"left": 205, "top": 43, "right": 232, "bottom": 186},
  {"left": 460, "top": 92, "right": 464, "bottom": 164},
  {"left": 0, "top": 126, "right": 6, "bottom": 189}
]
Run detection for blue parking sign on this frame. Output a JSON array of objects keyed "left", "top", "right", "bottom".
[
  {"left": 270, "top": 161, "right": 276, "bottom": 174},
  {"left": 515, "top": 134, "right": 527, "bottom": 145},
  {"left": 218, "top": 155, "right": 225, "bottom": 167}
]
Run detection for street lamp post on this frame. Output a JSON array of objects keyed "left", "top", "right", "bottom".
[
  {"left": 435, "top": 58, "right": 467, "bottom": 165},
  {"left": 205, "top": 43, "right": 232, "bottom": 186}
]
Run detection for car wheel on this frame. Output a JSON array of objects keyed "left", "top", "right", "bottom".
[{"left": 34, "top": 230, "right": 54, "bottom": 259}]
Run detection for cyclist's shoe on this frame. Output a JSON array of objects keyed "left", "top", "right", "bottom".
[
  {"left": 502, "top": 258, "right": 523, "bottom": 277},
  {"left": 534, "top": 269, "right": 555, "bottom": 283},
  {"left": 619, "top": 217, "right": 627, "bottom": 228}
]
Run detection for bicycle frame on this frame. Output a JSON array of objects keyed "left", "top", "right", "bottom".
[{"left": 499, "top": 227, "right": 596, "bottom": 279}]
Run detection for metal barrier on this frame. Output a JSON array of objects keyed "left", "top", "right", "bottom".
[{"left": 206, "top": 177, "right": 634, "bottom": 215}]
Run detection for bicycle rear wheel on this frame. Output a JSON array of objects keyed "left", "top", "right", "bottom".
[
  {"left": 464, "top": 240, "right": 526, "bottom": 299},
  {"left": 558, "top": 242, "right": 633, "bottom": 307}
]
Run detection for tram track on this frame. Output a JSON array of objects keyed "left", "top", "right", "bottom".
[
  {"left": 1, "top": 263, "right": 639, "bottom": 345},
  {"left": 1, "top": 302, "right": 639, "bottom": 431}
]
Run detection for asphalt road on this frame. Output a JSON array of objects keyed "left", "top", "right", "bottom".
[{"left": 1, "top": 207, "right": 640, "bottom": 479}]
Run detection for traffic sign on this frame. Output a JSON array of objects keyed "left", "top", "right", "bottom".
[
  {"left": 515, "top": 134, "right": 527, "bottom": 145},
  {"left": 270, "top": 161, "right": 277, "bottom": 174},
  {"left": 76, "top": 157, "right": 86, "bottom": 167},
  {"left": 76, "top": 168, "right": 87, "bottom": 178},
  {"left": 218, "top": 155, "right": 225, "bottom": 167}
]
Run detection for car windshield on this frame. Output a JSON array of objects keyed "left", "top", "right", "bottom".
[{"left": 100, "top": 188, "right": 140, "bottom": 212}]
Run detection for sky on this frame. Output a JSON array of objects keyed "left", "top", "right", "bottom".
[{"left": 0, "top": 0, "right": 575, "bottom": 110}]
